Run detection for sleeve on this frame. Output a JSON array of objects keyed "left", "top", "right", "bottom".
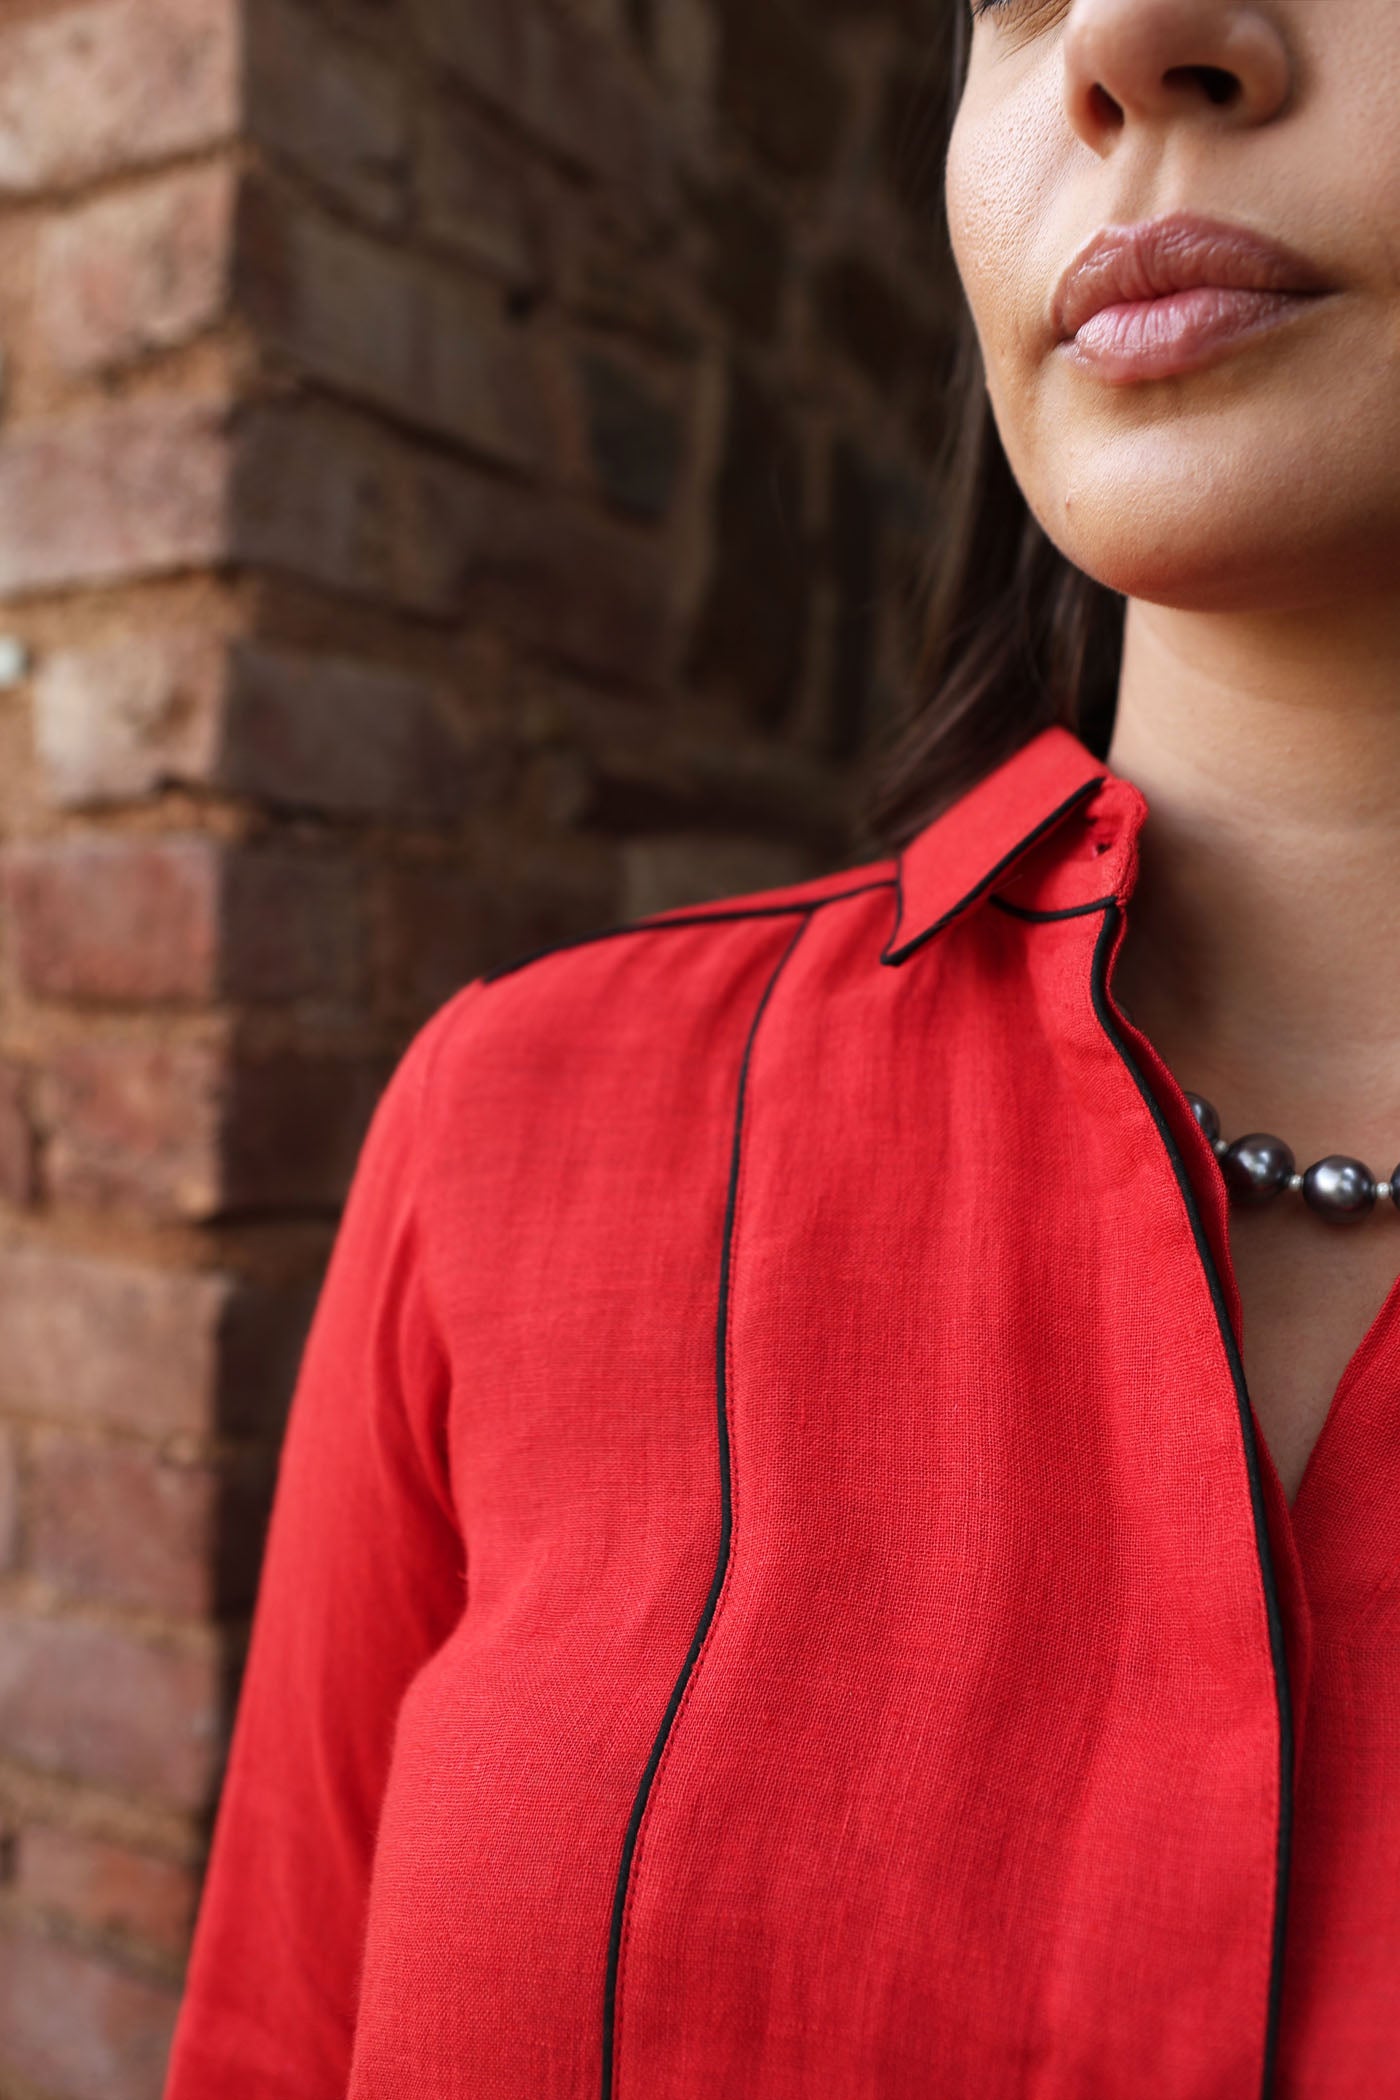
[{"left": 162, "top": 987, "right": 480, "bottom": 2100}]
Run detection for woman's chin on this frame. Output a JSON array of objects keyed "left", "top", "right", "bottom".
[{"left": 1039, "top": 504, "right": 1379, "bottom": 616}]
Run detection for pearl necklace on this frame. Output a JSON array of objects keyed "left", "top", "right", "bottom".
[
  {"left": 1181, "top": 1091, "right": 1397, "bottom": 1226},
  {"left": 1115, "top": 992, "right": 1394, "bottom": 1226}
]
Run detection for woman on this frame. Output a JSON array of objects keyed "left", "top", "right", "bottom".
[{"left": 164, "top": 3, "right": 1400, "bottom": 2095}]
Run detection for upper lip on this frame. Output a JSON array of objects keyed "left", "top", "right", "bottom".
[{"left": 1052, "top": 211, "right": 1335, "bottom": 342}]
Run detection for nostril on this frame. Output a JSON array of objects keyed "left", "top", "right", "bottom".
[
  {"left": 1200, "top": 66, "right": 1240, "bottom": 105},
  {"left": 1166, "top": 63, "right": 1241, "bottom": 107},
  {"left": 1087, "top": 81, "right": 1121, "bottom": 129}
]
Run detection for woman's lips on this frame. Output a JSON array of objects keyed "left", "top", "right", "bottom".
[{"left": 1060, "top": 283, "right": 1331, "bottom": 383}]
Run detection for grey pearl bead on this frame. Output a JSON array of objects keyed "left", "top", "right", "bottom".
[
  {"left": 1184, "top": 1092, "right": 1221, "bottom": 1142},
  {"left": 1221, "top": 1133, "right": 1296, "bottom": 1204},
  {"left": 1301, "top": 1155, "right": 1377, "bottom": 1223}
]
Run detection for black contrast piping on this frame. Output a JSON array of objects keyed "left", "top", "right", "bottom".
[
  {"left": 880, "top": 776, "right": 1107, "bottom": 966},
  {"left": 1089, "top": 901, "right": 1293, "bottom": 2100},
  {"left": 599, "top": 905, "right": 814, "bottom": 2100},
  {"left": 480, "top": 878, "right": 896, "bottom": 986},
  {"left": 989, "top": 893, "right": 1118, "bottom": 923}
]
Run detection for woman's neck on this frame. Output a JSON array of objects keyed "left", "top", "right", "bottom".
[{"left": 1104, "top": 598, "right": 1400, "bottom": 1162}]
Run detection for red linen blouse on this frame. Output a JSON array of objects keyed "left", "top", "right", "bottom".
[{"left": 164, "top": 722, "right": 1400, "bottom": 2100}]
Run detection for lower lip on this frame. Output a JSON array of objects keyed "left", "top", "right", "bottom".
[{"left": 1061, "top": 285, "right": 1329, "bottom": 382}]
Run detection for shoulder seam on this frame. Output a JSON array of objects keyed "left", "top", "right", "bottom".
[{"left": 477, "top": 874, "right": 897, "bottom": 986}]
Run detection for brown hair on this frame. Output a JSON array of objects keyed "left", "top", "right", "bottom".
[{"left": 855, "top": 7, "right": 1126, "bottom": 859}]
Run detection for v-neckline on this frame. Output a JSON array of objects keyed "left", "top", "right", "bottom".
[{"left": 1284, "top": 1264, "right": 1400, "bottom": 1524}]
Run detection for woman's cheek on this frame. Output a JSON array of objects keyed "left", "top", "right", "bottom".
[{"left": 948, "top": 120, "right": 1039, "bottom": 383}]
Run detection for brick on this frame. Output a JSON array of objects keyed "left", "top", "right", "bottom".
[
  {"left": 237, "top": 181, "right": 554, "bottom": 469},
  {"left": 228, "top": 401, "right": 481, "bottom": 617},
  {"left": 217, "top": 640, "right": 500, "bottom": 822},
  {"left": 2, "top": 837, "right": 362, "bottom": 1005},
  {"left": 556, "top": 677, "right": 849, "bottom": 840},
  {"left": 0, "top": 0, "right": 239, "bottom": 196},
  {"left": 694, "top": 176, "right": 788, "bottom": 342},
  {"left": 417, "top": 95, "right": 544, "bottom": 288},
  {"left": 35, "top": 162, "right": 237, "bottom": 376},
  {"left": 464, "top": 498, "right": 674, "bottom": 690},
  {"left": 0, "top": 1247, "right": 232, "bottom": 1436},
  {"left": 0, "top": 1917, "right": 179, "bottom": 2100},
  {"left": 0, "top": 1424, "right": 17, "bottom": 1575},
  {"left": 38, "top": 1037, "right": 382, "bottom": 1219},
  {"left": 0, "top": 397, "right": 232, "bottom": 599},
  {"left": 0, "top": 1606, "right": 222, "bottom": 1806},
  {"left": 218, "top": 1276, "right": 318, "bottom": 1441},
  {"left": 0, "top": 1244, "right": 315, "bottom": 1441},
  {"left": 246, "top": 0, "right": 408, "bottom": 230},
  {"left": 517, "top": 7, "right": 671, "bottom": 203},
  {"left": 16, "top": 1825, "right": 197, "bottom": 1963},
  {"left": 566, "top": 713, "right": 847, "bottom": 852},
  {"left": 567, "top": 0, "right": 625, "bottom": 29},
  {"left": 31, "top": 630, "right": 226, "bottom": 811},
  {"left": 714, "top": 0, "right": 848, "bottom": 180},
  {"left": 29, "top": 1431, "right": 217, "bottom": 1619},
  {"left": 577, "top": 351, "right": 683, "bottom": 520},
  {"left": 621, "top": 832, "right": 815, "bottom": 918},
  {"left": 812, "top": 251, "right": 941, "bottom": 392},
  {"left": 652, "top": 0, "right": 719, "bottom": 103},
  {"left": 27, "top": 1432, "right": 273, "bottom": 1618},
  {"left": 408, "top": 0, "right": 522, "bottom": 111},
  {"left": 375, "top": 858, "right": 616, "bottom": 1013},
  {"left": 221, "top": 848, "right": 364, "bottom": 1003},
  {"left": 42, "top": 1035, "right": 224, "bottom": 1219},
  {"left": 827, "top": 436, "right": 880, "bottom": 758},
  {"left": 375, "top": 863, "right": 501, "bottom": 1014},
  {"left": 223, "top": 1052, "right": 385, "bottom": 1212},
  {"left": 411, "top": 0, "right": 671, "bottom": 206},
  {"left": 230, "top": 411, "right": 671, "bottom": 685},
  {"left": 560, "top": 240, "right": 697, "bottom": 352},
  {"left": 685, "top": 359, "right": 811, "bottom": 727},
  {"left": 214, "top": 1447, "right": 278, "bottom": 1609},
  {"left": 0, "top": 1056, "right": 36, "bottom": 1207},
  {"left": 5, "top": 838, "right": 220, "bottom": 1004},
  {"left": 41, "top": 1032, "right": 393, "bottom": 1219}
]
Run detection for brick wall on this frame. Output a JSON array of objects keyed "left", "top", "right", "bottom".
[{"left": 0, "top": 0, "right": 959, "bottom": 2090}]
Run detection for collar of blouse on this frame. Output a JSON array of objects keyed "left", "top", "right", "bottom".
[{"left": 882, "top": 720, "right": 1151, "bottom": 967}]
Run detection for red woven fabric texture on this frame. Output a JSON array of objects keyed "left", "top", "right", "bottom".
[{"left": 163, "top": 725, "right": 1400, "bottom": 2100}]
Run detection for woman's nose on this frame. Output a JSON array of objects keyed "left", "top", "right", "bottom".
[{"left": 1062, "top": 0, "right": 1294, "bottom": 154}]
